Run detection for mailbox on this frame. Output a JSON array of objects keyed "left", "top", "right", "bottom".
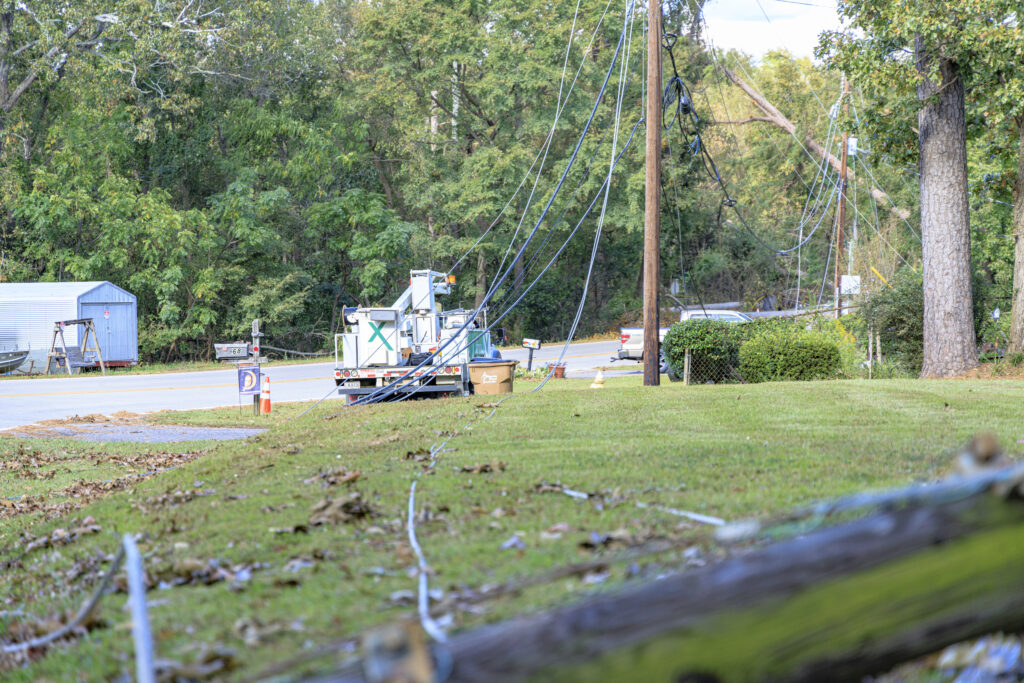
[
  {"left": 215, "top": 342, "right": 252, "bottom": 360},
  {"left": 522, "top": 338, "right": 541, "bottom": 350}
]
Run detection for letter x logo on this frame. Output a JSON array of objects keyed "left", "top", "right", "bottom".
[{"left": 367, "top": 321, "right": 393, "bottom": 351}]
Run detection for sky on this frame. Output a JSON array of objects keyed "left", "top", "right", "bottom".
[{"left": 700, "top": 0, "right": 841, "bottom": 60}]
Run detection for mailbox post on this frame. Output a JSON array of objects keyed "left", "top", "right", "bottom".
[
  {"left": 250, "top": 319, "right": 264, "bottom": 415},
  {"left": 522, "top": 338, "right": 541, "bottom": 371},
  {"left": 214, "top": 319, "right": 265, "bottom": 415}
]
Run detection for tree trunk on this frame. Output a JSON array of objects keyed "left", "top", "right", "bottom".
[
  {"left": 474, "top": 250, "right": 486, "bottom": 310},
  {"left": 1007, "top": 119, "right": 1024, "bottom": 353},
  {"left": 915, "top": 41, "right": 977, "bottom": 377}
]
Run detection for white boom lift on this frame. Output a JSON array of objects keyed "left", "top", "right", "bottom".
[{"left": 333, "top": 270, "right": 499, "bottom": 400}]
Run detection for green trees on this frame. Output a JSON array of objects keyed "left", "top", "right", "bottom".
[
  {"left": 820, "top": 0, "right": 1021, "bottom": 377},
  {"left": 1, "top": 0, "right": 1017, "bottom": 364}
]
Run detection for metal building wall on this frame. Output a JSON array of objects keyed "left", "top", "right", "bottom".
[
  {"left": 0, "top": 289, "right": 80, "bottom": 369},
  {"left": 0, "top": 281, "right": 139, "bottom": 369}
]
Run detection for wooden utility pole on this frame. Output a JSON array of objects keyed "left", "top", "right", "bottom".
[
  {"left": 835, "top": 77, "right": 850, "bottom": 318},
  {"left": 643, "top": 0, "right": 662, "bottom": 386}
]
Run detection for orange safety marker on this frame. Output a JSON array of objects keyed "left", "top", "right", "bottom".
[{"left": 260, "top": 375, "right": 272, "bottom": 414}]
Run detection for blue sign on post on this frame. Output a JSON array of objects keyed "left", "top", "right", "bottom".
[{"left": 238, "top": 365, "right": 260, "bottom": 396}]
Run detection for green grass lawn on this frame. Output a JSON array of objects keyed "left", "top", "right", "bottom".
[{"left": 0, "top": 376, "right": 1020, "bottom": 680}]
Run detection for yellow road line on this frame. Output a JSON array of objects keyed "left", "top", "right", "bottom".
[
  {"left": 0, "top": 375, "right": 326, "bottom": 398},
  {"left": 0, "top": 351, "right": 617, "bottom": 399}
]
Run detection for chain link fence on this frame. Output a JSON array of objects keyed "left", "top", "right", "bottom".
[{"left": 673, "top": 349, "right": 745, "bottom": 385}]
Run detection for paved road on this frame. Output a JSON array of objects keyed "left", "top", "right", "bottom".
[
  {"left": 0, "top": 340, "right": 630, "bottom": 430},
  {"left": 501, "top": 339, "right": 632, "bottom": 376}
]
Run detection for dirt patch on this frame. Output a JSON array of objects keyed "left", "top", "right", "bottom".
[{"left": 952, "top": 362, "right": 1024, "bottom": 380}]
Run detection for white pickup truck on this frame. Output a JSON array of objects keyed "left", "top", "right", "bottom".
[{"left": 617, "top": 309, "right": 752, "bottom": 361}]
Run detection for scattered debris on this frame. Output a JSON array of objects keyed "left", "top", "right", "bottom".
[
  {"left": 459, "top": 461, "right": 506, "bottom": 474},
  {"left": 500, "top": 534, "right": 526, "bottom": 550},
  {"left": 579, "top": 529, "right": 635, "bottom": 551},
  {"left": 112, "top": 558, "right": 267, "bottom": 593},
  {"left": 153, "top": 645, "right": 237, "bottom": 681},
  {"left": 533, "top": 481, "right": 589, "bottom": 500},
  {"left": 19, "top": 516, "right": 102, "bottom": 555},
  {"left": 635, "top": 502, "right": 725, "bottom": 527},
  {"left": 304, "top": 467, "right": 361, "bottom": 487},
  {"left": 405, "top": 448, "right": 430, "bottom": 462},
  {"left": 539, "top": 522, "right": 571, "bottom": 541},
  {"left": 309, "top": 493, "right": 376, "bottom": 526},
  {"left": 133, "top": 486, "right": 215, "bottom": 514},
  {"left": 234, "top": 617, "right": 304, "bottom": 646},
  {"left": 387, "top": 588, "right": 443, "bottom": 608}
]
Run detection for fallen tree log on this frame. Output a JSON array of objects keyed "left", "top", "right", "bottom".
[
  {"left": 317, "top": 459, "right": 1024, "bottom": 683},
  {"left": 717, "top": 65, "right": 912, "bottom": 222}
]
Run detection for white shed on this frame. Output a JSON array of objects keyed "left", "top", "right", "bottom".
[{"left": 0, "top": 281, "right": 139, "bottom": 371}]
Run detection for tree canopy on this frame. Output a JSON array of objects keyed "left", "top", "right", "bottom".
[{"left": 0, "top": 0, "right": 1020, "bottom": 363}]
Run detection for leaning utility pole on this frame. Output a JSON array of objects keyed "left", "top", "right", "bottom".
[
  {"left": 643, "top": 0, "right": 662, "bottom": 386},
  {"left": 834, "top": 77, "right": 850, "bottom": 318}
]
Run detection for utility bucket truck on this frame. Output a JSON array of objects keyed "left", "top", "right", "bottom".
[{"left": 333, "top": 270, "right": 500, "bottom": 401}]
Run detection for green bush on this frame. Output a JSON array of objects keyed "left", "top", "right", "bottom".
[
  {"left": 738, "top": 327, "right": 841, "bottom": 383},
  {"left": 808, "top": 315, "right": 862, "bottom": 377},
  {"left": 663, "top": 319, "right": 745, "bottom": 383},
  {"left": 860, "top": 268, "right": 924, "bottom": 373}
]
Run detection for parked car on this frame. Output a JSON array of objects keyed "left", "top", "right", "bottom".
[{"left": 617, "top": 309, "right": 752, "bottom": 363}]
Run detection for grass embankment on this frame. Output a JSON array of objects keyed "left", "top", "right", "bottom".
[{"left": 1, "top": 377, "right": 1021, "bottom": 680}]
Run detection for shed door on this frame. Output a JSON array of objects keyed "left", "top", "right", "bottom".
[{"left": 80, "top": 303, "right": 134, "bottom": 362}]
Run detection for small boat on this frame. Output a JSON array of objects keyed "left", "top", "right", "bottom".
[{"left": 0, "top": 348, "right": 29, "bottom": 373}]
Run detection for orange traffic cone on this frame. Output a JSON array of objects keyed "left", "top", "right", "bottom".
[{"left": 260, "top": 375, "right": 272, "bottom": 414}]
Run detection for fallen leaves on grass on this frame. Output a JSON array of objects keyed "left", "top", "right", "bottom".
[
  {"left": 539, "top": 522, "right": 571, "bottom": 541},
  {"left": 261, "top": 502, "right": 296, "bottom": 514},
  {"left": 153, "top": 645, "right": 237, "bottom": 681},
  {"left": 459, "top": 460, "right": 506, "bottom": 474},
  {"left": 114, "top": 558, "right": 267, "bottom": 593},
  {"left": 132, "top": 486, "right": 215, "bottom": 514},
  {"left": 1, "top": 449, "right": 208, "bottom": 521},
  {"left": 579, "top": 528, "right": 635, "bottom": 551},
  {"left": 369, "top": 433, "right": 402, "bottom": 447},
  {"left": 405, "top": 448, "right": 430, "bottom": 462},
  {"left": 2, "top": 477, "right": 142, "bottom": 521},
  {"left": 309, "top": 493, "right": 376, "bottom": 526},
  {"left": 19, "top": 516, "right": 102, "bottom": 555},
  {"left": 0, "top": 608, "right": 108, "bottom": 670},
  {"left": 234, "top": 617, "right": 304, "bottom": 646},
  {"left": 304, "top": 467, "right": 361, "bottom": 487}
]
